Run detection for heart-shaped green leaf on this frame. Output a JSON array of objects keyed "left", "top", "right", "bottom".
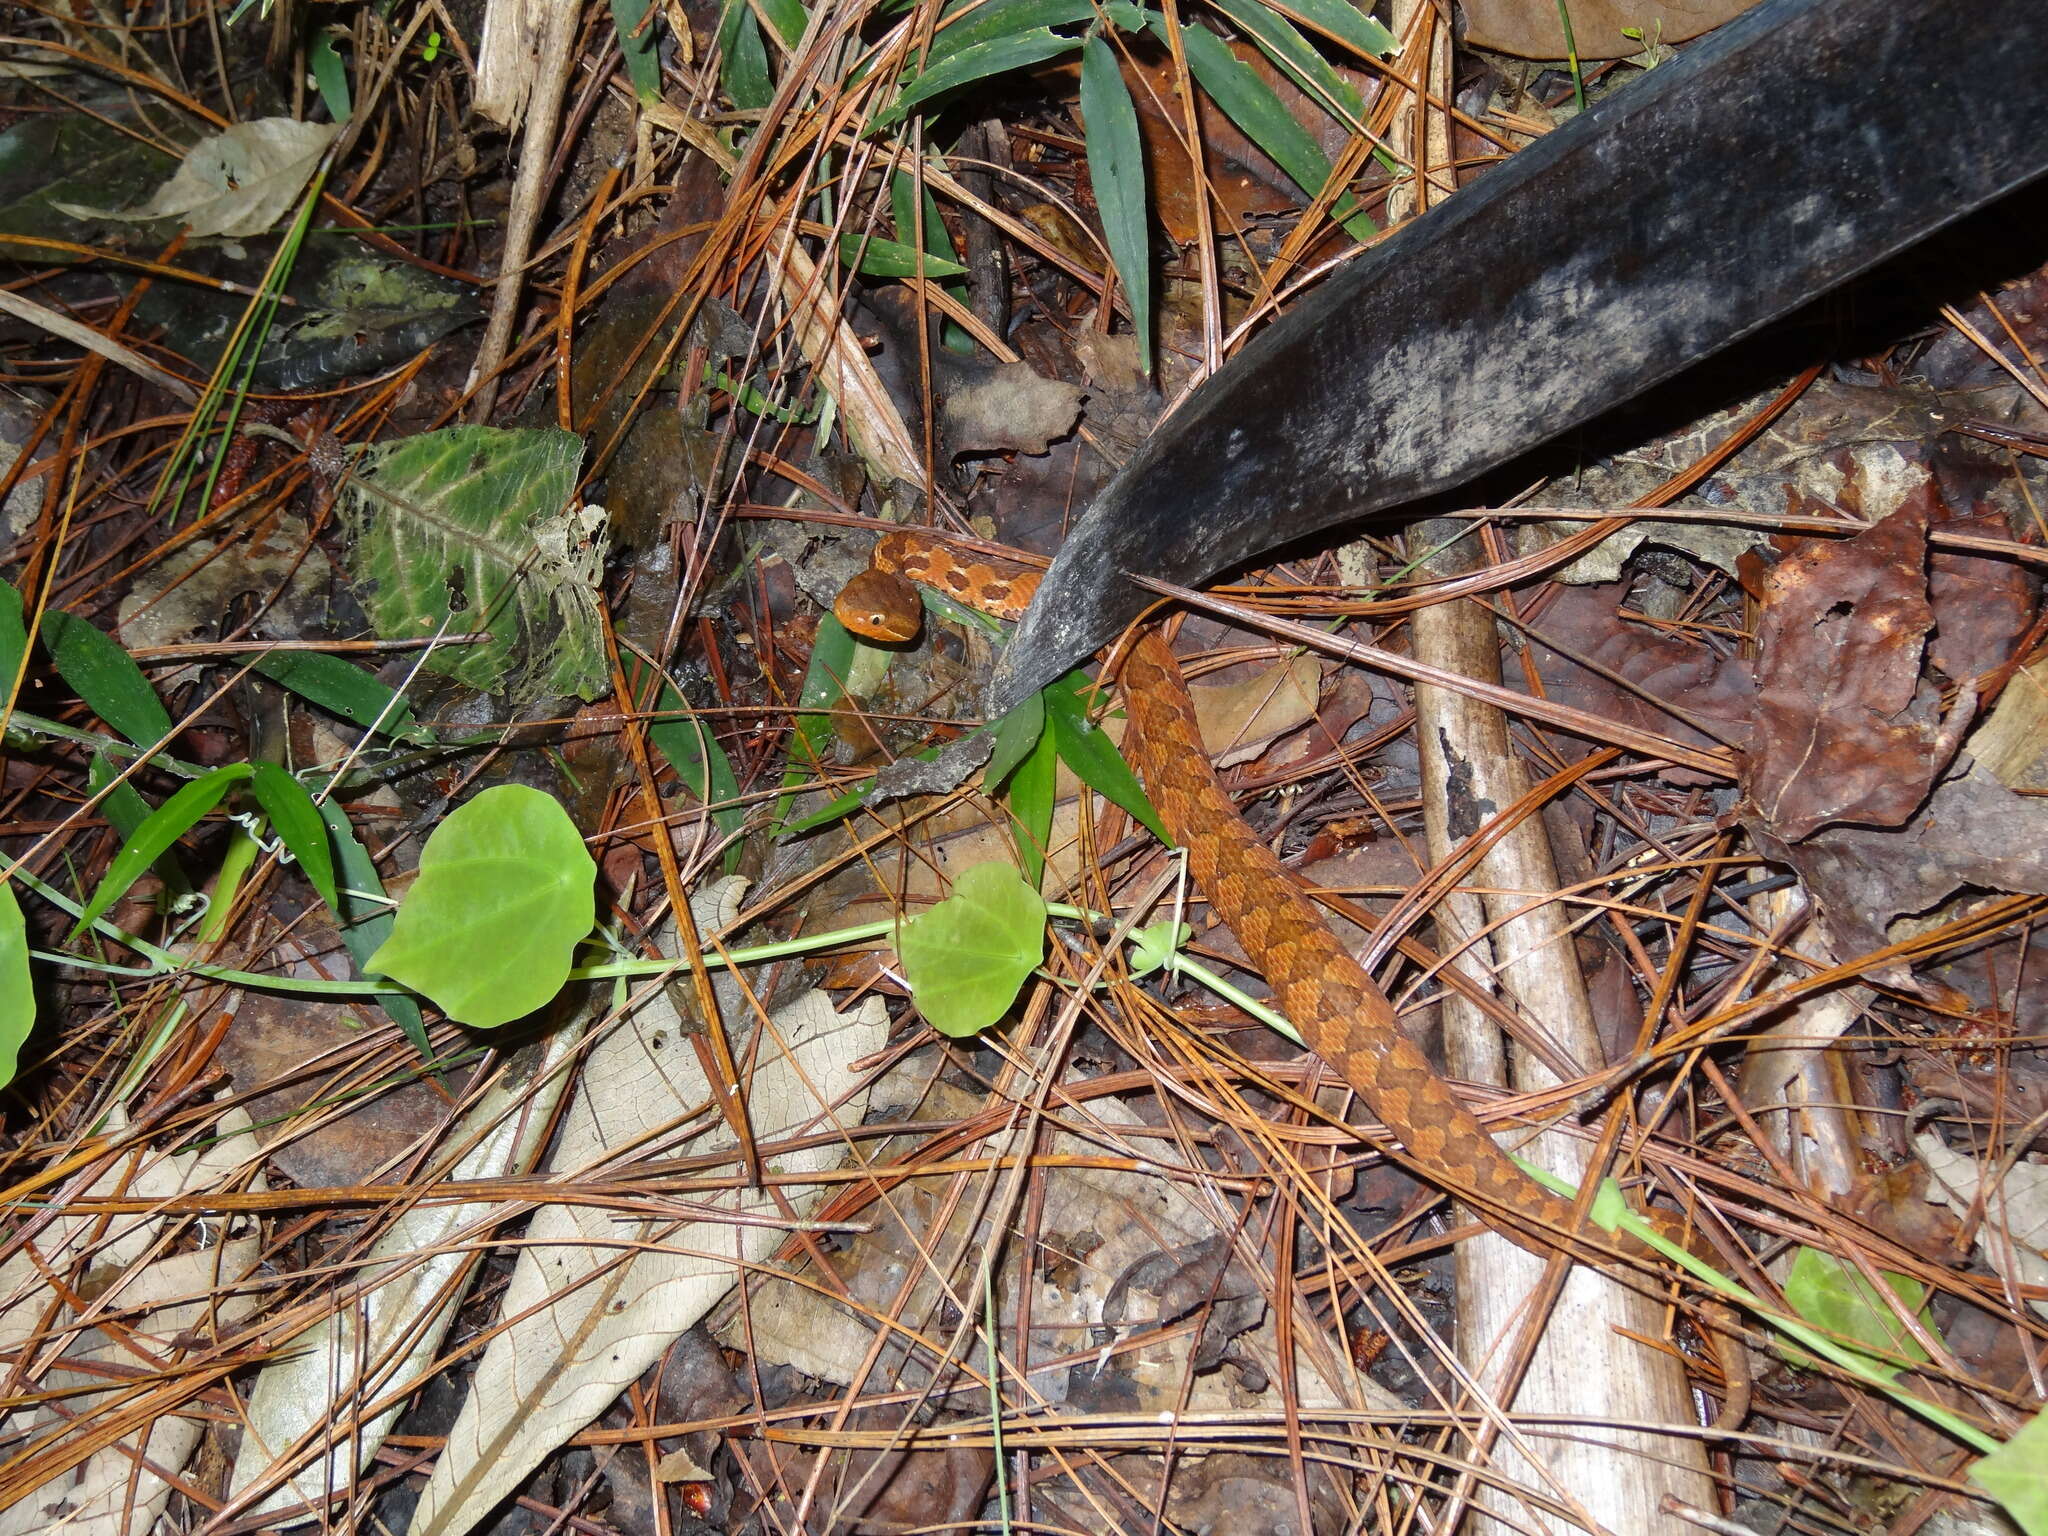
[
  {"left": 895, "top": 861, "right": 1045, "bottom": 1037},
  {"left": 1782, "top": 1245, "right": 1934, "bottom": 1381},
  {"left": 367, "top": 785, "right": 595, "bottom": 1027}
]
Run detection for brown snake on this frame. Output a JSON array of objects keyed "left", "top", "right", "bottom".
[{"left": 840, "top": 530, "right": 1748, "bottom": 1427}]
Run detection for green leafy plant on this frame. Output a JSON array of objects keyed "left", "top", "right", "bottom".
[
  {"left": 1781, "top": 1245, "right": 1935, "bottom": 1382},
  {"left": 367, "top": 786, "right": 597, "bottom": 1028},
  {"left": 0, "top": 881, "right": 31, "bottom": 1082},
  {"left": 338, "top": 425, "right": 609, "bottom": 701},
  {"left": 1080, "top": 31, "right": 1151, "bottom": 374},
  {"left": 894, "top": 861, "right": 1047, "bottom": 1036}
]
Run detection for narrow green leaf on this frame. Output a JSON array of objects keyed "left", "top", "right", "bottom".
[
  {"left": 88, "top": 751, "right": 192, "bottom": 906},
  {"left": 367, "top": 785, "right": 596, "bottom": 1028},
  {"left": 611, "top": 0, "right": 663, "bottom": 102},
  {"left": 87, "top": 752, "right": 154, "bottom": 842},
  {"left": 249, "top": 764, "right": 340, "bottom": 912},
  {"left": 1044, "top": 682, "right": 1169, "bottom": 845},
  {"left": 70, "top": 764, "right": 253, "bottom": 939},
  {"left": 773, "top": 613, "right": 859, "bottom": 827},
  {"left": 646, "top": 679, "right": 746, "bottom": 863},
  {"left": 1174, "top": 21, "right": 1373, "bottom": 239},
  {"left": 319, "top": 799, "right": 432, "bottom": 1060},
  {"left": 1208, "top": 0, "right": 1360, "bottom": 119},
  {"left": 985, "top": 689, "right": 1045, "bottom": 792},
  {"left": 1004, "top": 720, "right": 1056, "bottom": 890},
  {"left": 0, "top": 581, "right": 26, "bottom": 702},
  {"left": 0, "top": 879, "right": 32, "bottom": 1087},
  {"left": 895, "top": 861, "right": 1046, "bottom": 1036},
  {"left": 1080, "top": 32, "right": 1151, "bottom": 375},
  {"left": 881, "top": 28, "right": 1081, "bottom": 128},
  {"left": 309, "top": 28, "right": 353, "bottom": 120},
  {"left": 928, "top": 0, "right": 1093, "bottom": 67},
  {"left": 717, "top": 0, "right": 772, "bottom": 110},
  {"left": 1273, "top": 0, "right": 1398, "bottom": 61},
  {"left": 1971, "top": 1408, "right": 2048, "bottom": 1536},
  {"left": 837, "top": 231, "right": 970, "bottom": 279},
  {"left": 1782, "top": 1246, "right": 1934, "bottom": 1382},
  {"left": 252, "top": 649, "right": 429, "bottom": 743},
  {"left": 41, "top": 610, "right": 172, "bottom": 749},
  {"left": 888, "top": 168, "right": 975, "bottom": 351},
  {"left": 757, "top": 0, "right": 807, "bottom": 45}
]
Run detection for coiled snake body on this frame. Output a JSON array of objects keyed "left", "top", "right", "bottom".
[{"left": 839, "top": 529, "right": 1747, "bottom": 1425}]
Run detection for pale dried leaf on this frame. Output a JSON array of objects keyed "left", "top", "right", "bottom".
[
  {"left": 1916, "top": 1134, "right": 2048, "bottom": 1323},
  {"left": 226, "top": 1026, "right": 587, "bottom": 1519},
  {"left": 56, "top": 119, "right": 337, "bottom": 238},
  {"left": 1190, "top": 655, "right": 1321, "bottom": 768},
  {"left": 0, "top": 1108, "right": 265, "bottom": 1536},
  {"left": 1460, "top": 0, "right": 1756, "bottom": 61},
  {"left": 407, "top": 983, "right": 886, "bottom": 1536}
]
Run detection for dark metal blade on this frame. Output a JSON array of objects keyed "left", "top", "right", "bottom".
[{"left": 989, "top": 0, "right": 2048, "bottom": 713}]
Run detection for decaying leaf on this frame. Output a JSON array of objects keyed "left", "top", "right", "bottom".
[
  {"left": 0, "top": 1109, "right": 264, "bottom": 1536},
  {"left": 55, "top": 118, "right": 337, "bottom": 239},
  {"left": 941, "top": 358, "right": 1085, "bottom": 457},
  {"left": 1187, "top": 653, "right": 1322, "bottom": 767},
  {"left": 1460, "top": 0, "right": 1758, "bottom": 61},
  {"left": 338, "top": 426, "right": 610, "bottom": 702},
  {"left": 1744, "top": 501, "right": 1971, "bottom": 841},
  {"left": 1916, "top": 1134, "right": 2048, "bottom": 1324},
  {"left": 404, "top": 976, "right": 886, "bottom": 1536},
  {"left": 226, "top": 1027, "right": 586, "bottom": 1518},
  {"left": 1749, "top": 765, "right": 2048, "bottom": 979}
]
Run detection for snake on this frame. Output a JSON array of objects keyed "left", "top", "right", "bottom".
[{"left": 837, "top": 528, "right": 1749, "bottom": 1428}]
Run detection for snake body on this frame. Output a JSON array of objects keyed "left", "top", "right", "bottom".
[{"left": 840, "top": 530, "right": 1745, "bottom": 1422}]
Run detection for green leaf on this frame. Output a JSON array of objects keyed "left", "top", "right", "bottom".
[
  {"left": 336, "top": 426, "right": 607, "bottom": 703},
  {"left": 1273, "top": 0, "right": 1397, "bottom": 61},
  {"left": 880, "top": 28, "right": 1082, "bottom": 128},
  {"left": 717, "top": 0, "right": 772, "bottom": 109},
  {"left": 366, "top": 785, "right": 596, "bottom": 1028},
  {"left": 1971, "top": 1407, "right": 2048, "bottom": 1536},
  {"left": 895, "top": 861, "right": 1046, "bottom": 1036},
  {"left": 249, "top": 764, "right": 339, "bottom": 913},
  {"left": 252, "top": 649, "right": 430, "bottom": 743},
  {"left": 1044, "top": 682, "right": 1169, "bottom": 845},
  {"left": 70, "top": 764, "right": 252, "bottom": 939},
  {"left": 41, "top": 610, "right": 172, "bottom": 748},
  {"left": 0, "top": 580, "right": 25, "bottom": 700},
  {"left": 888, "top": 168, "right": 973, "bottom": 351},
  {"left": 1782, "top": 1246, "right": 1934, "bottom": 1382},
  {"left": 645, "top": 679, "right": 746, "bottom": 862},
  {"left": 928, "top": 0, "right": 1094, "bottom": 67},
  {"left": 1127, "top": 918, "right": 1188, "bottom": 977},
  {"left": 1208, "top": 0, "right": 1360, "bottom": 120},
  {"left": 1172, "top": 21, "right": 1373, "bottom": 240},
  {"left": 611, "top": 0, "right": 663, "bottom": 102},
  {"left": 319, "top": 798, "right": 432, "bottom": 1060},
  {"left": 87, "top": 752, "right": 154, "bottom": 842},
  {"left": 309, "top": 28, "right": 353, "bottom": 121},
  {"left": 773, "top": 613, "right": 859, "bottom": 827},
  {"left": 87, "top": 750, "right": 191, "bottom": 906},
  {"left": 1004, "top": 719, "right": 1056, "bottom": 891},
  {"left": 836, "top": 231, "right": 970, "bottom": 279},
  {"left": 985, "top": 689, "right": 1045, "bottom": 792},
  {"left": 1080, "top": 32, "right": 1151, "bottom": 376},
  {"left": 757, "top": 0, "right": 807, "bottom": 45},
  {"left": 0, "top": 879, "right": 32, "bottom": 1087}
]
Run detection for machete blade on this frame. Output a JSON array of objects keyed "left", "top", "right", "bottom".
[{"left": 987, "top": 0, "right": 2048, "bottom": 714}]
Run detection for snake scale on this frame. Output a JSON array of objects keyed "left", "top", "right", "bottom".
[{"left": 839, "top": 529, "right": 1747, "bottom": 1426}]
